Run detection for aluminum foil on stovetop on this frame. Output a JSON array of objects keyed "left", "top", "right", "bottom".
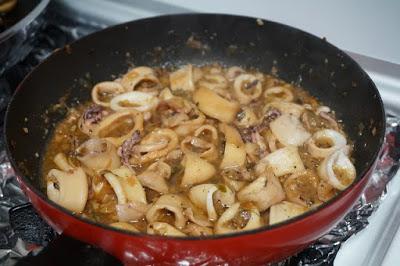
[{"left": 0, "top": 4, "right": 102, "bottom": 265}]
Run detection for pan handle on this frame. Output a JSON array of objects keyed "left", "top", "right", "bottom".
[
  {"left": 9, "top": 203, "right": 122, "bottom": 265},
  {"left": 9, "top": 202, "right": 57, "bottom": 246}
]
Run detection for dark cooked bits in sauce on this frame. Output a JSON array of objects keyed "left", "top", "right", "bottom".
[{"left": 42, "top": 64, "right": 355, "bottom": 236}]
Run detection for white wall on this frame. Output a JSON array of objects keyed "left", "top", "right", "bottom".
[{"left": 157, "top": 0, "right": 400, "bottom": 65}]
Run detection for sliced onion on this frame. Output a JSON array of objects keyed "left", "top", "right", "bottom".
[
  {"left": 316, "top": 106, "right": 331, "bottom": 114},
  {"left": 110, "top": 91, "right": 159, "bottom": 112},
  {"left": 263, "top": 101, "right": 304, "bottom": 118},
  {"left": 183, "top": 207, "right": 213, "bottom": 227},
  {"left": 206, "top": 186, "right": 219, "bottom": 221},
  {"left": 116, "top": 202, "right": 149, "bottom": 222},
  {"left": 269, "top": 114, "right": 311, "bottom": 146},
  {"left": 237, "top": 175, "right": 285, "bottom": 211},
  {"left": 137, "top": 161, "right": 171, "bottom": 194},
  {"left": 318, "top": 149, "right": 356, "bottom": 190},
  {"left": 188, "top": 184, "right": 218, "bottom": 221},
  {"left": 262, "top": 146, "right": 305, "bottom": 177},
  {"left": 307, "top": 129, "right": 346, "bottom": 158},
  {"left": 269, "top": 201, "right": 307, "bottom": 225},
  {"left": 103, "top": 172, "right": 127, "bottom": 204}
]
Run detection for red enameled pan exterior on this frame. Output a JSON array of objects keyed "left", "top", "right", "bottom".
[{"left": 16, "top": 165, "right": 373, "bottom": 265}]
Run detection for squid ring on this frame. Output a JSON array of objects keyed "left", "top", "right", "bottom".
[
  {"left": 76, "top": 138, "right": 121, "bottom": 173},
  {"left": 225, "top": 66, "right": 245, "bottom": 82},
  {"left": 47, "top": 163, "right": 88, "bottom": 213},
  {"left": 146, "top": 194, "right": 187, "bottom": 229},
  {"left": 189, "top": 184, "right": 235, "bottom": 221},
  {"left": 307, "top": 129, "right": 347, "bottom": 158},
  {"left": 174, "top": 106, "right": 206, "bottom": 136},
  {"left": 233, "top": 74, "right": 262, "bottom": 104},
  {"left": 120, "top": 66, "right": 160, "bottom": 91},
  {"left": 194, "top": 124, "right": 218, "bottom": 144},
  {"left": 131, "top": 128, "right": 178, "bottom": 164},
  {"left": 264, "top": 86, "right": 294, "bottom": 102},
  {"left": 93, "top": 110, "right": 144, "bottom": 146},
  {"left": 92, "top": 81, "right": 125, "bottom": 107},
  {"left": 110, "top": 91, "right": 159, "bottom": 112},
  {"left": 198, "top": 74, "right": 229, "bottom": 97},
  {"left": 214, "top": 203, "right": 261, "bottom": 234},
  {"left": 318, "top": 148, "right": 356, "bottom": 190},
  {"left": 181, "top": 136, "right": 217, "bottom": 161}
]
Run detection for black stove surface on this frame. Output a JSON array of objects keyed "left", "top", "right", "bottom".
[
  {"left": 0, "top": 1, "right": 99, "bottom": 134},
  {"left": 0, "top": 3, "right": 124, "bottom": 265}
]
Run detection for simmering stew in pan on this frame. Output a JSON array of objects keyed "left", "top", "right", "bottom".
[{"left": 42, "top": 64, "right": 356, "bottom": 236}]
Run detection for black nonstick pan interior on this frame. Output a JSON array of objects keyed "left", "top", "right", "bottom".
[{"left": 5, "top": 14, "right": 385, "bottom": 195}]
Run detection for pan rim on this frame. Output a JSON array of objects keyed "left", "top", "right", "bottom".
[
  {"left": 4, "top": 12, "right": 386, "bottom": 241},
  {"left": 0, "top": 0, "right": 50, "bottom": 41}
]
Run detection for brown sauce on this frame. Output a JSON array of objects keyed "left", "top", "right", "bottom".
[{"left": 42, "top": 64, "right": 354, "bottom": 236}]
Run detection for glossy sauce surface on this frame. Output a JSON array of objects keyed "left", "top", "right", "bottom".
[{"left": 42, "top": 64, "right": 355, "bottom": 236}]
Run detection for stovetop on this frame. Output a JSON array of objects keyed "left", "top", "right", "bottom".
[
  {"left": 0, "top": 1, "right": 399, "bottom": 266},
  {"left": 0, "top": 3, "right": 113, "bottom": 265}
]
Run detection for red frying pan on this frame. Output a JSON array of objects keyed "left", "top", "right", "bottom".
[{"left": 5, "top": 14, "right": 385, "bottom": 264}]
